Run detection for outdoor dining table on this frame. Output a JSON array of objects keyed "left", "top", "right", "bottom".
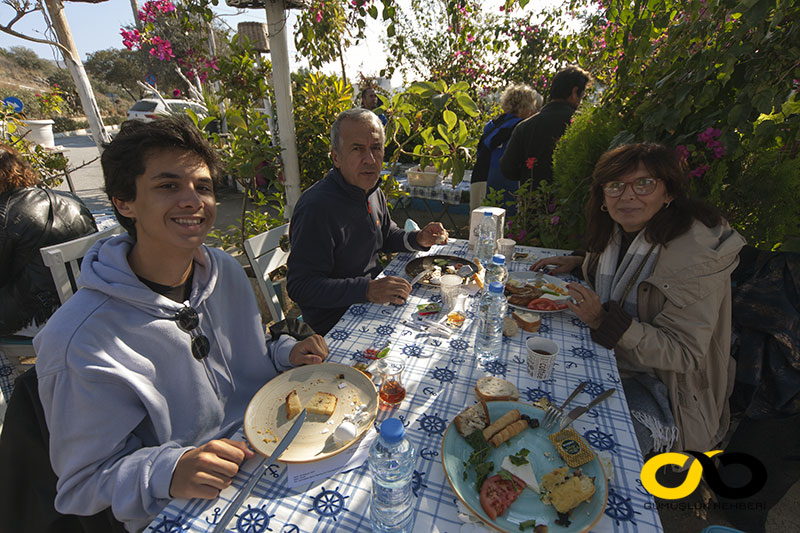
[{"left": 146, "top": 239, "right": 663, "bottom": 533}]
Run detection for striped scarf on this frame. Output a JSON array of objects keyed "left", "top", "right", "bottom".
[{"left": 595, "top": 226, "right": 660, "bottom": 318}]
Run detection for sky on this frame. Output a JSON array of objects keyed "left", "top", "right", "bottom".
[{"left": 0, "top": 1, "right": 406, "bottom": 86}]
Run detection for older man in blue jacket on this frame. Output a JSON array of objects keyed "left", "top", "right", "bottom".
[{"left": 288, "top": 109, "right": 448, "bottom": 335}]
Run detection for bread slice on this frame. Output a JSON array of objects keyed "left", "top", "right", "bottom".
[
  {"left": 512, "top": 310, "right": 541, "bottom": 332},
  {"left": 285, "top": 390, "right": 302, "bottom": 419},
  {"left": 454, "top": 400, "right": 490, "bottom": 437},
  {"left": 306, "top": 391, "right": 338, "bottom": 417},
  {"left": 475, "top": 376, "right": 519, "bottom": 402}
]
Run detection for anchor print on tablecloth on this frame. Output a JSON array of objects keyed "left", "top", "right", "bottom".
[
  {"left": 571, "top": 317, "right": 589, "bottom": 330},
  {"left": 482, "top": 359, "right": 507, "bottom": 377},
  {"left": 449, "top": 338, "right": 469, "bottom": 352},
  {"left": 350, "top": 350, "right": 366, "bottom": 363},
  {"left": 234, "top": 504, "right": 274, "bottom": 533},
  {"left": 450, "top": 355, "right": 465, "bottom": 366},
  {"left": 149, "top": 516, "right": 186, "bottom": 532},
  {"left": 570, "top": 346, "right": 597, "bottom": 360},
  {"left": 604, "top": 489, "right": 639, "bottom": 526},
  {"left": 328, "top": 329, "right": 349, "bottom": 341},
  {"left": 402, "top": 344, "right": 423, "bottom": 358},
  {"left": 349, "top": 305, "right": 367, "bottom": 317},
  {"left": 411, "top": 470, "right": 428, "bottom": 497},
  {"left": 431, "top": 366, "right": 456, "bottom": 385},
  {"left": 584, "top": 428, "right": 616, "bottom": 452},
  {"left": 417, "top": 413, "right": 447, "bottom": 436},
  {"left": 420, "top": 447, "right": 439, "bottom": 461},
  {"left": 280, "top": 526, "right": 300, "bottom": 533},
  {"left": 376, "top": 324, "right": 395, "bottom": 336},
  {"left": 421, "top": 386, "right": 440, "bottom": 399},
  {"left": 309, "top": 486, "right": 350, "bottom": 522},
  {"left": 523, "top": 387, "right": 552, "bottom": 403}
]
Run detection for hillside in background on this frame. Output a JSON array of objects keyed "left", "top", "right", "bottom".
[{"left": 0, "top": 46, "right": 133, "bottom": 129}]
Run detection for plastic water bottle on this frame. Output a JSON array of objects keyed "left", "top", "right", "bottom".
[
  {"left": 475, "top": 281, "right": 507, "bottom": 364},
  {"left": 485, "top": 254, "right": 508, "bottom": 289},
  {"left": 369, "top": 418, "right": 417, "bottom": 533},
  {"left": 475, "top": 211, "right": 496, "bottom": 265}
]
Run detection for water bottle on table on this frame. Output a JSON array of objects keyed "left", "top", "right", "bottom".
[
  {"left": 475, "top": 211, "right": 496, "bottom": 265},
  {"left": 484, "top": 254, "right": 508, "bottom": 289},
  {"left": 369, "top": 418, "right": 417, "bottom": 533},
  {"left": 475, "top": 281, "right": 508, "bottom": 364}
]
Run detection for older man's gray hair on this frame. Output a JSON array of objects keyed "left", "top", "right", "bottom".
[{"left": 330, "top": 108, "right": 385, "bottom": 153}]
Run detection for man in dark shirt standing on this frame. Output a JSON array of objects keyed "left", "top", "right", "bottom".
[{"left": 499, "top": 66, "right": 591, "bottom": 184}]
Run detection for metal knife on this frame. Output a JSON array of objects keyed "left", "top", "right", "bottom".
[
  {"left": 558, "top": 388, "right": 616, "bottom": 431},
  {"left": 212, "top": 409, "right": 306, "bottom": 533}
]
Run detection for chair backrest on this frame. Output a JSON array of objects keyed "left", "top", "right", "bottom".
[
  {"left": 244, "top": 223, "right": 290, "bottom": 322},
  {"left": 39, "top": 224, "right": 125, "bottom": 305}
]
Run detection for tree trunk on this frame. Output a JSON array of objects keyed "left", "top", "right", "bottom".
[{"left": 43, "top": 0, "right": 110, "bottom": 151}]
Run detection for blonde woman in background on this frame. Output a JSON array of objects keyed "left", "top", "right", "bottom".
[{"left": 471, "top": 83, "right": 542, "bottom": 213}]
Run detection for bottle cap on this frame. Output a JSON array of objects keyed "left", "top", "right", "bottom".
[
  {"left": 483, "top": 211, "right": 492, "bottom": 217},
  {"left": 492, "top": 254, "right": 505, "bottom": 265},
  {"left": 488, "top": 281, "right": 504, "bottom": 294},
  {"left": 379, "top": 418, "right": 405, "bottom": 444}
]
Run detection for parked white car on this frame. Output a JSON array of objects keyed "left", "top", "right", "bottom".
[{"left": 126, "top": 98, "right": 208, "bottom": 122}]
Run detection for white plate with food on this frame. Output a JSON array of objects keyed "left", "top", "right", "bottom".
[
  {"left": 505, "top": 272, "right": 571, "bottom": 313},
  {"left": 442, "top": 401, "right": 608, "bottom": 532},
  {"left": 243, "top": 362, "right": 378, "bottom": 463}
]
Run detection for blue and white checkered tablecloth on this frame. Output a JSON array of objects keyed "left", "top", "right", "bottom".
[
  {"left": 147, "top": 240, "right": 663, "bottom": 533},
  {"left": 394, "top": 173, "right": 471, "bottom": 205}
]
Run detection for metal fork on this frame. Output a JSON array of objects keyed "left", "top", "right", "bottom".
[{"left": 542, "top": 381, "right": 587, "bottom": 430}]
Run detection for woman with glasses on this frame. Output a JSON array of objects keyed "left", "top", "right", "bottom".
[{"left": 533, "top": 143, "right": 745, "bottom": 456}]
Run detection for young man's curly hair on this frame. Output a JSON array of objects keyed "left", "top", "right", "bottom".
[{"left": 0, "top": 144, "right": 40, "bottom": 195}]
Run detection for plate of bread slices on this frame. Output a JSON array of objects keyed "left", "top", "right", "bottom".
[
  {"left": 441, "top": 377, "right": 608, "bottom": 532},
  {"left": 244, "top": 362, "right": 378, "bottom": 463}
]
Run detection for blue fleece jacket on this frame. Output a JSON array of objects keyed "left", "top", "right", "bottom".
[
  {"left": 287, "top": 168, "right": 428, "bottom": 335},
  {"left": 34, "top": 234, "right": 296, "bottom": 532}
]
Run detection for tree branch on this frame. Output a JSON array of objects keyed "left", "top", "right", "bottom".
[{"left": 0, "top": 0, "right": 71, "bottom": 55}]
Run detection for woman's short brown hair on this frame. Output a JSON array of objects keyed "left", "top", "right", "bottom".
[
  {"left": 0, "top": 144, "right": 40, "bottom": 195},
  {"left": 584, "top": 143, "right": 720, "bottom": 251}
]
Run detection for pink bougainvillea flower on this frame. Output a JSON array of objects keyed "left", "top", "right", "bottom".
[
  {"left": 688, "top": 164, "right": 710, "bottom": 178},
  {"left": 675, "top": 145, "right": 690, "bottom": 161},
  {"left": 550, "top": 215, "right": 560, "bottom": 225},
  {"left": 172, "top": 89, "right": 181, "bottom": 97},
  {"left": 525, "top": 157, "right": 536, "bottom": 169}
]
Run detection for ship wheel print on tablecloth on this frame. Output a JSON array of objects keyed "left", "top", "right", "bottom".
[
  {"left": 412, "top": 470, "right": 428, "bottom": 497},
  {"left": 402, "top": 344, "right": 423, "bottom": 358},
  {"left": 233, "top": 504, "right": 275, "bottom": 533},
  {"left": 417, "top": 412, "right": 448, "bottom": 436},
  {"left": 582, "top": 380, "right": 607, "bottom": 397},
  {"left": 584, "top": 427, "right": 616, "bottom": 452},
  {"left": 449, "top": 338, "right": 469, "bottom": 352},
  {"left": 431, "top": 365, "right": 456, "bottom": 385},
  {"left": 328, "top": 329, "right": 349, "bottom": 341},
  {"left": 0, "top": 363, "right": 13, "bottom": 378},
  {"left": 570, "top": 316, "right": 590, "bottom": 330},
  {"left": 604, "top": 488, "right": 640, "bottom": 526},
  {"left": 570, "top": 346, "right": 597, "bottom": 360},
  {"left": 309, "top": 486, "right": 350, "bottom": 522},
  {"left": 375, "top": 324, "right": 395, "bottom": 336},
  {"left": 482, "top": 359, "right": 507, "bottom": 377},
  {"left": 348, "top": 304, "right": 367, "bottom": 317},
  {"left": 149, "top": 516, "right": 186, "bottom": 532},
  {"left": 523, "top": 387, "right": 552, "bottom": 403}
]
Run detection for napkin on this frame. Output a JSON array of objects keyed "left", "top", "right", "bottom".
[{"left": 286, "top": 430, "right": 378, "bottom": 488}]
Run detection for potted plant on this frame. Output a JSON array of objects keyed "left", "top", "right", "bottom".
[{"left": 20, "top": 84, "right": 65, "bottom": 148}]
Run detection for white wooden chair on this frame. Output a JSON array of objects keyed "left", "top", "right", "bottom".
[
  {"left": 244, "top": 223, "right": 291, "bottom": 323},
  {"left": 39, "top": 223, "right": 124, "bottom": 305},
  {"left": 0, "top": 224, "right": 124, "bottom": 373}
]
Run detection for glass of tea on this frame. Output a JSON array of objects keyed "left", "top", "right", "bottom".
[{"left": 376, "top": 356, "right": 407, "bottom": 406}]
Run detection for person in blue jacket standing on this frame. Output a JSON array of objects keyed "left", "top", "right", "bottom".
[{"left": 471, "top": 84, "right": 542, "bottom": 214}]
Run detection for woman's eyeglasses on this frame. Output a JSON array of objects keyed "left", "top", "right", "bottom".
[
  {"left": 174, "top": 306, "right": 210, "bottom": 360},
  {"left": 603, "top": 177, "right": 659, "bottom": 197}
]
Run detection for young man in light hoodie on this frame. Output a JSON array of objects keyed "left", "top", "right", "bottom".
[{"left": 33, "top": 117, "right": 329, "bottom": 532}]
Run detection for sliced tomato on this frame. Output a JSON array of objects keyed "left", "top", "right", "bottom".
[
  {"left": 527, "top": 298, "right": 567, "bottom": 311},
  {"left": 479, "top": 473, "right": 526, "bottom": 520}
]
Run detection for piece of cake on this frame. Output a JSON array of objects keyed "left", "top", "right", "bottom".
[
  {"left": 285, "top": 389, "right": 302, "bottom": 419},
  {"left": 306, "top": 391, "right": 338, "bottom": 417}
]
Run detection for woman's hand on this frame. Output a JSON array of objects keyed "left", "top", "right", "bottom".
[
  {"left": 531, "top": 255, "right": 583, "bottom": 275},
  {"left": 170, "top": 439, "right": 255, "bottom": 499},
  {"left": 289, "top": 334, "right": 328, "bottom": 366},
  {"left": 566, "top": 283, "right": 605, "bottom": 329}
]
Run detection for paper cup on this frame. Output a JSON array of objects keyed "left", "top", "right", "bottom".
[
  {"left": 497, "top": 238, "right": 516, "bottom": 260},
  {"left": 439, "top": 274, "right": 462, "bottom": 311},
  {"left": 526, "top": 337, "right": 559, "bottom": 380}
]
